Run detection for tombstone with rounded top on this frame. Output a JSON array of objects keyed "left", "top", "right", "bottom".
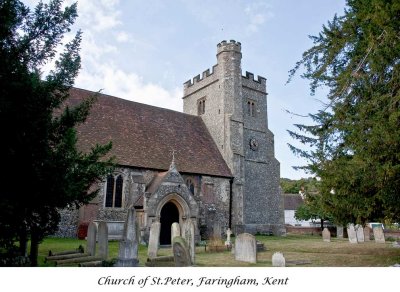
[
  {"left": 347, "top": 224, "right": 358, "bottom": 244},
  {"left": 322, "top": 227, "right": 331, "bottom": 242},
  {"left": 363, "top": 226, "right": 371, "bottom": 242},
  {"left": 171, "top": 222, "right": 180, "bottom": 244},
  {"left": 172, "top": 236, "right": 191, "bottom": 267},
  {"left": 373, "top": 226, "right": 385, "bottom": 243},
  {"left": 86, "top": 221, "right": 98, "bottom": 256},
  {"left": 234, "top": 233, "right": 257, "bottom": 263},
  {"left": 355, "top": 224, "right": 364, "bottom": 242},
  {"left": 336, "top": 226, "right": 344, "bottom": 238},
  {"left": 148, "top": 221, "right": 161, "bottom": 258},
  {"left": 272, "top": 252, "right": 285, "bottom": 267}
]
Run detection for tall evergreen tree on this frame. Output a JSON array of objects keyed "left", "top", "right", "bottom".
[
  {"left": 0, "top": 0, "right": 113, "bottom": 266},
  {"left": 288, "top": 0, "right": 400, "bottom": 226}
]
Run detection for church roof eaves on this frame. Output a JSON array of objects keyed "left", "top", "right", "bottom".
[{"left": 68, "top": 87, "right": 233, "bottom": 178}]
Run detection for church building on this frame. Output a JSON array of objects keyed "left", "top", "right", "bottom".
[{"left": 57, "top": 40, "right": 285, "bottom": 244}]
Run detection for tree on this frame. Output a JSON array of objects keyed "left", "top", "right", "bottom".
[
  {"left": 280, "top": 177, "right": 319, "bottom": 194},
  {"left": 0, "top": 0, "right": 113, "bottom": 266},
  {"left": 295, "top": 191, "right": 332, "bottom": 229},
  {"left": 287, "top": 0, "right": 400, "bottom": 226}
]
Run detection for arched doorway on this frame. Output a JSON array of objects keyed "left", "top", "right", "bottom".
[{"left": 159, "top": 201, "right": 179, "bottom": 245}]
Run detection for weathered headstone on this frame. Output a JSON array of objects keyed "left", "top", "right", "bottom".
[
  {"left": 171, "top": 222, "right": 180, "bottom": 244},
  {"left": 373, "top": 226, "right": 385, "bottom": 243},
  {"left": 148, "top": 221, "right": 161, "bottom": 258},
  {"left": 225, "top": 228, "right": 233, "bottom": 246},
  {"left": 336, "top": 226, "right": 344, "bottom": 239},
  {"left": 347, "top": 224, "right": 358, "bottom": 244},
  {"left": 182, "top": 220, "right": 195, "bottom": 265},
  {"left": 363, "top": 226, "right": 371, "bottom": 242},
  {"left": 97, "top": 221, "right": 109, "bottom": 260},
  {"left": 322, "top": 227, "right": 331, "bottom": 242},
  {"left": 272, "top": 252, "right": 285, "bottom": 267},
  {"left": 115, "top": 207, "right": 139, "bottom": 267},
  {"left": 355, "top": 224, "right": 364, "bottom": 242},
  {"left": 172, "top": 236, "right": 191, "bottom": 267},
  {"left": 213, "top": 222, "right": 221, "bottom": 240},
  {"left": 234, "top": 233, "right": 257, "bottom": 263},
  {"left": 86, "top": 222, "right": 98, "bottom": 256}
]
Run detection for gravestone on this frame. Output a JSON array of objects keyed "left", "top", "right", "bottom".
[
  {"left": 347, "top": 224, "right": 358, "bottom": 243},
  {"left": 172, "top": 236, "right": 191, "bottom": 267},
  {"left": 355, "top": 224, "right": 364, "bottom": 242},
  {"left": 234, "top": 233, "right": 257, "bottom": 263},
  {"left": 336, "top": 226, "right": 344, "bottom": 238},
  {"left": 115, "top": 207, "right": 139, "bottom": 267},
  {"left": 171, "top": 222, "right": 180, "bottom": 244},
  {"left": 148, "top": 221, "right": 161, "bottom": 258},
  {"left": 182, "top": 220, "right": 195, "bottom": 265},
  {"left": 97, "top": 221, "right": 109, "bottom": 260},
  {"left": 272, "top": 252, "right": 285, "bottom": 267},
  {"left": 86, "top": 222, "right": 98, "bottom": 256},
  {"left": 373, "top": 226, "right": 385, "bottom": 243},
  {"left": 322, "top": 228, "right": 331, "bottom": 242},
  {"left": 225, "top": 228, "right": 233, "bottom": 247},
  {"left": 213, "top": 222, "right": 221, "bottom": 240},
  {"left": 363, "top": 227, "right": 371, "bottom": 242}
]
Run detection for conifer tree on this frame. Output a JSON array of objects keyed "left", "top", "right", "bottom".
[
  {"left": 288, "top": 0, "right": 400, "bottom": 226},
  {"left": 0, "top": 0, "right": 113, "bottom": 266}
]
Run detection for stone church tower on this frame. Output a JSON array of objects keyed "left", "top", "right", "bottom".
[{"left": 183, "top": 40, "right": 284, "bottom": 235}]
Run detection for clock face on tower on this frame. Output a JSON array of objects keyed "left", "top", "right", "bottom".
[{"left": 249, "top": 138, "right": 259, "bottom": 151}]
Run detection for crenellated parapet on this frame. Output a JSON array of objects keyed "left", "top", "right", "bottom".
[
  {"left": 242, "top": 71, "right": 267, "bottom": 93},
  {"left": 183, "top": 64, "right": 218, "bottom": 90},
  {"left": 217, "top": 39, "right": 241, "bottom": 55}
]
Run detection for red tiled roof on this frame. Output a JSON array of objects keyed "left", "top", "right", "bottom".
[{"left": 68, "top": 88, "right": 232, "bottom": 178}]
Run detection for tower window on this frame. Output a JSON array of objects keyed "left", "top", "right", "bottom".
[
  {"left": 247, "top": 100, "right": 256, "bottom": 117},
  {"left": 105, "top": 174, "right": 124, "bottom": 208},
  {"left": 197, "top": 98, "right": 206, "bottom": 115}
]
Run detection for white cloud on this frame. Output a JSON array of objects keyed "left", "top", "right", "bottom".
[
  {"left": 115, "top": 31, "right": 130, "bottom": 43},
  {"left": 244, "top": 1, "right": 274, "bottom": 34},
  {"left": 76, "top": 63, "right": 183, "bottom": 112},
  {"left": 23, "top": 0, "right": 183, "bottom": 113},
  {"left": 76, "top": 0, "right": 122, "bottom": 32}
]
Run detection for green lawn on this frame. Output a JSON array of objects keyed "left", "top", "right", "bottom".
[{"left": 38, "top": 234, "right": 400, "bottom": 267}]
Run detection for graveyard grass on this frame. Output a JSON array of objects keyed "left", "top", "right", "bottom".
[{"left": 38, "top": 235, "right": 400, "bottom": 267}]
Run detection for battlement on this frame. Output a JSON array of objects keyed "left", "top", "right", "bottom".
[
  {"left": 242, "top": 71, "right": 266, "bottom": 84},
  {"left": 217, "top": 39, "right": 241, "bottom": 55},
  {"left": 183, "top": 64, "right": 218, "bottom": 89}
]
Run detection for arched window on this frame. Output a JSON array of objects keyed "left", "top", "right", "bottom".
[
  {"left": 247, "top": 99, "right": 256, "bottom": 117},
  {"left": 197, "top": 98, "right": 206, "bottom": 115},
  {"left": 105, "top": 175, "right": 114, "bottom": 207},
  {"left": 186, "top": 179, "right": 195, "bottom": 195},
  {"left": 114, "top": 175, "right": 123, "bottom": 208},
  {"left": 105, "top": 174, "right": 124, "bottom": 208}
]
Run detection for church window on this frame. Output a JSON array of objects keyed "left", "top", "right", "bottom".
[
  {"left": 114, "top": 175, "right": 123, "bottom": 207},
  {"left": 186, "top": 178, "right": 195, "bottom": 195},
  {"left": 105, "top": 174, "right": 124, "bottom": 208},
  {"left": 197, "top": 98, "right": 206, "bottom": 115},
  {"left": 105, "top": 175, "right": 114, "bottom": 207},
  {"left": 247, "top": 99, "right": 256, "bottom": 117}
]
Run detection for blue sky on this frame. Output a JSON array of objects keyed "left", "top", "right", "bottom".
[{"left": 27, "top": 0, "right": 347, "bottom": 179}]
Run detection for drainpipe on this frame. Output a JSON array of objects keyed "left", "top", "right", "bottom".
[{"left": 229, "top": 177, "right": 234, "bottom": 229}]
